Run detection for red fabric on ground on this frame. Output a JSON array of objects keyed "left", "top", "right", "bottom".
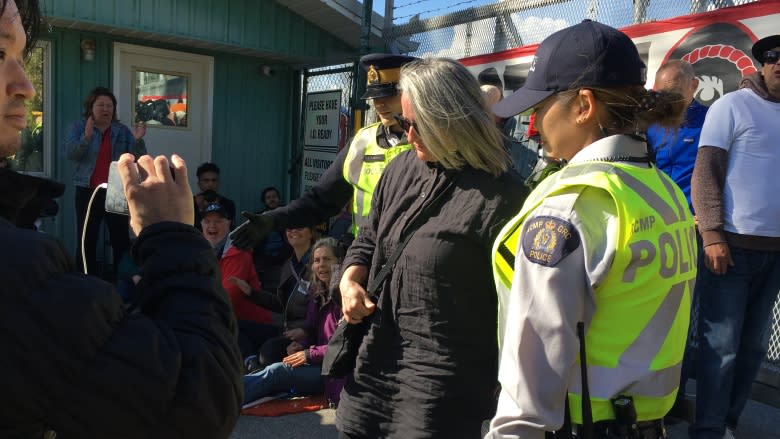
[{"left": 241, "top": 395, "right": 328, "bottom": 417}]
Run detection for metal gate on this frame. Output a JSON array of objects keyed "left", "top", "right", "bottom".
[{"left": 291, "top": 64, "right": 355, "bottom": 199}]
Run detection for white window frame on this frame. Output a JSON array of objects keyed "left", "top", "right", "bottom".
[
  {"left": 18, "top": 40, "right": 52, "bottom": 177},
  {"left": 39, "top": 40, "right": 52, "bottom": 178}
]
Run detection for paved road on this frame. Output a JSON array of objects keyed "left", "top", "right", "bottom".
[{"left": 230, "top": 398, "right": 780, "bottom": 439}]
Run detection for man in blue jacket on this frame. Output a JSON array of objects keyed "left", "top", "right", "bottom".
[
  {"left": 647, "top": 60, "right": 708, "bottom": 211},
  {"left": 646, "top": 59, "right": 708, "bottom": 423}
]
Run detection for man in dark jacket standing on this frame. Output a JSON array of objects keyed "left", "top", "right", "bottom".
[{"left": 0, "top": 1, "right": 242, "bottom": 437}]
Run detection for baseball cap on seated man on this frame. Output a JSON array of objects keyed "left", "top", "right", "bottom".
[
  {"left": 203, "top": 203, "right": 230, "bottom": 220},
  {"left": 493, "top": 19, "right": 647, "bottom": 118},
  {"left": 360, "top": 54, "right": 419, "bottom": 100}
]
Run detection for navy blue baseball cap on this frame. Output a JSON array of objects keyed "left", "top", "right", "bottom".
[
  {"left": 493, "top": 20, "right": 647, "bottom": 118},
  {"left": 360, "top": 54, "right": 419, "bottom": 100},
  {"left": 203, "top": 203, "right": 230, "bottom": 220}
]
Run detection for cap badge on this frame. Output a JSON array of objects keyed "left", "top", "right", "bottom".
[{"left": 367, "top": 65, "right": 380, "bottom": 84}]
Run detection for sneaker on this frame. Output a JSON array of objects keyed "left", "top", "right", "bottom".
[{"left": 724, "top": 427, "right": 736, "bottom": 439}]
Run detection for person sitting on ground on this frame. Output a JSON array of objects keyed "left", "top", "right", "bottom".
[
  {"left": 193, "top": 162, "right": 236, "bottom": 229},
  {"left": 252, "top": 186, "right": 293, "bottom": 291},
  {"left": 230, "top": 224, "right": 321, "bottom": 370},
  {"left": 202, "top": 202, "right": 272, "bottom": 325},
  {"left": 243, "top": 237, "right": 346, "bottom": 407}
]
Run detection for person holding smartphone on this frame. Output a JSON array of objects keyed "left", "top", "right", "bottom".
[
  {"left": 1, "top": 2, "right": 242, "bottom": 436},
  {"left": 63, "top": 86, "right": 147, "bottom": 276}
]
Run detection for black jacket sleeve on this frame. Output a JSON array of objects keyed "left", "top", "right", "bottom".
[
  {"left": 0, "top": 221, "right": 242, "bottom": 439},
  {"left": 248, "top": 259, "right": 293, "bottom": 312},
  {"left": 266, "top": 145, "right": 353, "bottom": 229},
  {"left": 248, "top": 287, "right": 285, "bottom": 312}
]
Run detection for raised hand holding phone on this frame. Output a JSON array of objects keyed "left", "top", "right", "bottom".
[{"left": 118, "top": 153, "right": 194, "bottom": 235}]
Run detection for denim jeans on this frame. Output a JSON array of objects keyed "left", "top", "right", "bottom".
[
  {"left": 691, "top": 246, "right": 780, "bottom": 438},
  {"left": 679, "top": 236, "right": 705, "bottom": 397},
  {"left": 243, "top": 362, "right": 324, "bottom": 404}
]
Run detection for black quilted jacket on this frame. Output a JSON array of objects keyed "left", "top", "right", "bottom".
[{"left": 0, "top": 168, "right": 242, "bottom": 438}]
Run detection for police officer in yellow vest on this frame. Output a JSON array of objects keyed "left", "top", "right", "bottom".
[
  {"left": 231, "top": 54, "right": 417, "bottom": 250},
  {"left": 485, "top": 21, "right": 697, "bottom": 439}
]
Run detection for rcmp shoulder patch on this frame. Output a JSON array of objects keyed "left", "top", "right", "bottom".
[{"left": 521, "top": 215, "right": 581, "bottom": 267}]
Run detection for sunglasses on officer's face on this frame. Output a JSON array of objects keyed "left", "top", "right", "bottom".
[
  {"left": 394, "top": 114, "right": 419, "bottom": 135},
  {"left": 764, "top": 50, "right": 780, "bottom": 65}
]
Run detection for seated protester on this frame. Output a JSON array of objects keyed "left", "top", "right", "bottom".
[
  {"left": 252, "top": 186, "right": 293, "bottom": 291},
  {"left": 243, "top": 237, "right": 346, "bottom": 407},
  {"left": 193, "top": 162, "right": 236, "bottom": 230},
  {"left": 201, "top": 203, "right": 272, "bottom": 324},
  {"left": 230, "top": 225, "right": 319, "bottom": 368}
]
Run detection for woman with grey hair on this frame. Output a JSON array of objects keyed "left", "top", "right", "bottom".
[{"left": 336, "top": 57, "right": 528, "bottom": 438}]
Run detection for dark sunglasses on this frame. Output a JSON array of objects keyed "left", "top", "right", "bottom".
[
  {"left": 764, "top": 50, "right": 780, "bottom": 65},
  {"left": 394, "top": 114, "right": 419, "bottom": 135}
]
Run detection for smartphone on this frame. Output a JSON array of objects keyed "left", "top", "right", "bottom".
[
  {"left": 105, "top": 161, "right": 130, "bottom": 215},
  {"left": 105, "top": 160, "right": 175, "bottom": 215}
]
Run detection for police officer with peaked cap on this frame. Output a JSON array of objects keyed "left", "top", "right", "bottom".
[{"left": 231, "top": 54, "right": 418, "bottom": 250}]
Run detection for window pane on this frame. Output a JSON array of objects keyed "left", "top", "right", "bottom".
[
  {"left": 133, "top": 70, "right": 188, "bottom": 127},
  {"left": 11, "top": 46, "right": 45, "bottom": 173}
]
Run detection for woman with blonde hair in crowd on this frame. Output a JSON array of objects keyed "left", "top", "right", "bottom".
[{"left": 336, "top": 57, "right": 528, "bottom": 438}]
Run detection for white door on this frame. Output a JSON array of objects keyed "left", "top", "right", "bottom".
[{"left": 113, "top": 43, "right": 214, "bottom": 189}]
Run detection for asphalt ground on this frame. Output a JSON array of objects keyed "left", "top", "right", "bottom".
[{"left": 230, "top": 393, "right": 780, "bottom": 438}]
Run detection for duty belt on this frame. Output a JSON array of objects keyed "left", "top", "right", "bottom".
[{"left": 576, "top": 419, "right": 666, "bottom": 439}]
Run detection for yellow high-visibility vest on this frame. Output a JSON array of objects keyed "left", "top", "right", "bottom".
[
  {"left": 342, "top": 122, "right": 412, "bottom": 235},
  {"left": 493, "top": 160, "right": 697, "bottom": 423}
]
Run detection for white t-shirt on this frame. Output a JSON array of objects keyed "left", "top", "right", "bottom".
[{"left": 699, "top": 88, "right": 780, "bottom": 237}]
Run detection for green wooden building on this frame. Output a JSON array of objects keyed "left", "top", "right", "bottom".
[{"left": 25, "top": 0, "right": 383, "bottom": 259}]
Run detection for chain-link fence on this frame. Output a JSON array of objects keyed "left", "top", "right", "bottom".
[
  {"left": 767, "top": 305, "right": 780, "bottom": 371},
  {"left": 386, "top": 0, "right": 758, "bottom": 60},
  {"left": 304, "top": 64, "right": 355, "bottom": 120}
]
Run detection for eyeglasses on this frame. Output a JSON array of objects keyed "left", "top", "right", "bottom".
[
  {"left": 764, "top": 50, "right": 780, "bottom": 65},
  {"left": 394, "top": 114, "right": 419, "bottom": 135}
]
